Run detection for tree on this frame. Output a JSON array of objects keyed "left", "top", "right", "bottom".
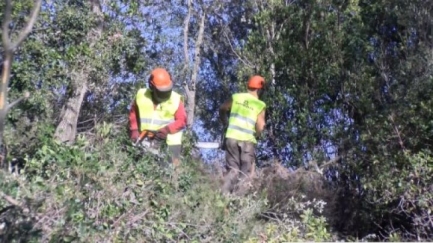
[
  {"left": 181, "top": 0, "right": 207, "bottom": 129},
  {"left": 53, "top": 0, "right": 104, "bottom": 144},
  {"left": 196, "top": 0, "right": 256, "bottom": 137},
  {"left": 0, "top": 0, "right": 41, "bottom": 152}
]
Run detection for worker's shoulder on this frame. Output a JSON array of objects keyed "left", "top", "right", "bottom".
[
  {"left": 170, "top": 90, "right": 185, "bottom": 103},
  {"left": 252, "top": 96, "right": 266, "bottom": 109},
  {"left": 171, "top": 90, "right": 182, "bottom": 98},
  {"left": 135, "top": 88, "right": 150, "bottom": 97},
  {"left": 232, "top": 92, "right": 247, "bottom": 98}
]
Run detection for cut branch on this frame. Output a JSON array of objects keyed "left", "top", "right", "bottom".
[{"left": 1, "top": 191, "right": 22, "bottom": 207}]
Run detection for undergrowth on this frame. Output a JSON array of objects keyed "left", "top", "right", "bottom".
[{"left": 0, "top": 124, "right": 336, "bottom": 242}]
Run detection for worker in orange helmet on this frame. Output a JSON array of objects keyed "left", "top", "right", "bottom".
[
  {"left": 128, "top": 68, "right": 187, "bottom": 166},
  {"left": 219, "top": 75, "right": 267, "bottom": 195}
]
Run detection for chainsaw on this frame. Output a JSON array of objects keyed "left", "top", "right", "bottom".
[
  {"left": 134, "top": 130, "right": 156, "bottom": 146},
  {"left": 134, "top": 128, "right": 227, "bottom": 150},
  {"left": 134, "top": 130, "right": 165, "bottom": 156},
  {"left": 194, "top": 126, "right": 227, "bottom": 150}
]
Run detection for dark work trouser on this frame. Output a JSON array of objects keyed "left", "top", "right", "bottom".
[
  {"left": 168, "top": 145, "right": 181, "bottom": 166},
  {"left": 222, "top": 138, "right": 256, "bottom": 194}
]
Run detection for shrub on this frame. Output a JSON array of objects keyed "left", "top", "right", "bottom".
[{"left": 0, "top": 123, "right": 341, "bottom": 242}]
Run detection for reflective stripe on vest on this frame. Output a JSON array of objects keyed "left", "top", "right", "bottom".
[
  {"left": 225, "top": 93, "right": 266, "bottom": 144},
  {"left": 135, "top": 88, "right": 183, "bottom": 145},
  {"left": 139, "top": 118, "right": 174, "bottom": 126}
]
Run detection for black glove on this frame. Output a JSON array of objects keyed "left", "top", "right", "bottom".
[
  {"left": 220, "top": 125, "right": 228, "bottom": 151},
  {"left": 154, "top": 126, "right": 170, "bottom": 140}
]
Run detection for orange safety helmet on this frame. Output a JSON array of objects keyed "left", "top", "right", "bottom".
[
  {"left": 149, "top": 68, "right": 173, "bottom": 91},
  {"left": 247, "top": 75, "right": 265, "bottom": 89},
  {"left": 149, "top": 68, "right": 173, "bottom": 102}
]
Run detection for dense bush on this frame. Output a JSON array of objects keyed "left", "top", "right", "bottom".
[
  {"left": 2, "top": 0, "right": 433, "bottom": 241},
  {"left": 0, "top": 123, "right": 335, "bottom": 242}
]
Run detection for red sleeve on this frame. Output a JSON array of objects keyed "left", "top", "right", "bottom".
[
  {"left": 166, "top": 101, "right": 187, "bottom": 134},
  {"left": 128, "top": 101, "right": 140, "bottom": 131}
]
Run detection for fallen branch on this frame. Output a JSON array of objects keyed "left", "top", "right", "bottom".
[
  {"left": 304, "top": 156, "right": 342, "bottom": 174},
  {"left": 1, "top": 191, "right": 23, "bottom": 208},
  {"left": 1, "top": 191, "right": 54, "bottom": 233}
]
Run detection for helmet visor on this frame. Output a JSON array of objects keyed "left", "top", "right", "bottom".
[{"left": 153, "top": 89, "right": 172, "bottom": 103}]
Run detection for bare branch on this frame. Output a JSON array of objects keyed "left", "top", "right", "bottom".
[
  {"left": 388, "top": 113, "right": 406, "bottom": 150},
  {"left": 190, "top": 12, "right": 206, "bottom": 90},
  {"left": 319, "top": 156, "right": 341, "bottom": 169},
  {"left": 6, "top": 91, "right": 30, "bottom": 113},
  {"left": 305, "top": 156, "right": 341, "bottom": 174},
  {"left": 0, "top": 191, "right": 30, "bottom": 214},
  {"left": 11, "top": 0, "right": 43, "bottom": 50},
  {"left": 1, "top": 0, "right": 12, "bottom": 49},
  {"left": 223, "top": 30, "right": 255, "bottom": 69},
  {"left": 182, "top": 0, "right": 192, "bottom": 88}
]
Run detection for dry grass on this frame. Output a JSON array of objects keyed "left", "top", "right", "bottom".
[
  {"left": 195, "top": 157, "right": 338, "bottom": 221},
  {"left": 248, "top": 161, "right": 337, "bottom": 220}
]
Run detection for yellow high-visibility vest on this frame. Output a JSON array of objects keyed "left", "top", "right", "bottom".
[
  {"left": 225, "top": 93, "right": 266, "bottom": 144},
  {"left": 135, "top": 88, "right": 183, "bottom": 145}
]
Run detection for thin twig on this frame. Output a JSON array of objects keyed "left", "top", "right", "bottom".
[
  {"left": 11, "top": 0, "right": 43, "bottom": 50},
  {"left": 222, "top": 29, "right": 255, "bottom": 68}
]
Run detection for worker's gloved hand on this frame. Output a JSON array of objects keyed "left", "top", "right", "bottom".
[
  {"left": 130, "top": 129, "right": 139, "bottom": 141},
  {"left": 155, "top": 126, "right": 170, "bottom": 140}
]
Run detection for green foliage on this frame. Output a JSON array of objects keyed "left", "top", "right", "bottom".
[
  {"left": 231, "top": 0, "right": 433, "bottom": 240},
  {"left": 0, "top": 124, "right": 340, "bottom": 242},
  {"left": 360, "top": 150, "right": 433, "bottom": 238},
  {"left": 245, "top": 195, "right": 332, "bottom": 242},
  {"left": 3, "top": 0, "right": 433, "bottom": 241}
]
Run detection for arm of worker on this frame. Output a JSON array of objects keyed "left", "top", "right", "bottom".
[
  {"left": 166, "top": 101, "right": 187, "bottom": 134},
  {"left": 219, "top": 98, "right": 232, "bottom": 127},
  {"left": 128, "top": 100, "right": 140, "bottom": 140},
  {"left": 255, "top": 109, "right": 266, "bottom": 137}
]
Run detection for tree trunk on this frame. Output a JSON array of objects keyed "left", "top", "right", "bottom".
[
  {"left": 0, "top": 52, "right": 12, "bottom": 159},
  {"left": 54, "top": 0, "right": 103, "bottom": 144},
  {"left": 0, "top": 52, "right": 13, "bottom": 139},
  {"left": 183, "top": 0, "right": 206, "bottom": 128},
  {"left": 54, "top": 72, "right": 88, "bottom": 144}
]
